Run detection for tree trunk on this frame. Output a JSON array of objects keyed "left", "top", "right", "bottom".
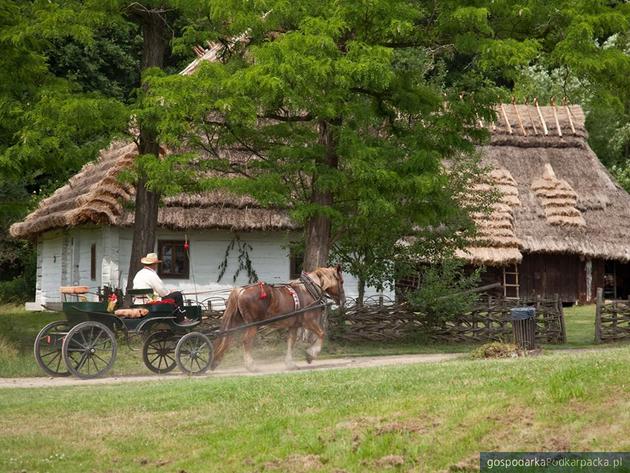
[
  {"left": 357, "top": 275, "right": 365, "bottom": 306},
  {"left": 125, "top": 7, "right": 169, "bottom": 294},
  {"left": 125, "top": 140, "right": 161, "bottom": 293},
  {"left": 303, "top": 120, "right": 339, "bottom": 271}
]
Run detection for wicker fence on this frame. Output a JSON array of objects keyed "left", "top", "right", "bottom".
[
  {"left": 327, "top": 295, "right": 566, "bottom": 344},
  {"left": 595, "top": 288, "right": 630, "bottom": 343}
]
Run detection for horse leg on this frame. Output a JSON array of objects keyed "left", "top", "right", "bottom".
[
  {"left": 304, "top": 317, "right": 325, "bottom": 364},
  {"left": 285, "top": 327, "right": 299, "bottom": 370},
  {"left": 242, "top": 327, "right": 258, "bottom": 372}
]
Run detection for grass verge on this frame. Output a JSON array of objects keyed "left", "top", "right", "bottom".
[{"left": 0, "top": 346, "right": 629, "bottom": 472}]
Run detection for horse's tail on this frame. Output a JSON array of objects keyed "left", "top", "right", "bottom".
[{"left": 211, "top": 288, "right": 242, "bottom": 370}]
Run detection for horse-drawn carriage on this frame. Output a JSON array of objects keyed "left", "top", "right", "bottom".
[
  {"left": 34, "top": 266, "right": 346, "bottom": 379},
  {"left": 34, "top": 287, "right": 212, "bottom": 379}
]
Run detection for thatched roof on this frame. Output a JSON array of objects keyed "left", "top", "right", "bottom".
[
  {"left": 9, "top": 140, "right": 296, "bottom": 239},
  {"left": 456, "top": 167, "right": 522, "bottom": 264},
  {"left": 460, "top": 103, "right": 630, "bottom": 265}
]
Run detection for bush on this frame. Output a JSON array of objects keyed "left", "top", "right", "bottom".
[
  {"left": 407, "top": 259, "right": 482, "bottom": 326},
  {"left": 0, "top": 276, "right": 32, "bottom": 303}
]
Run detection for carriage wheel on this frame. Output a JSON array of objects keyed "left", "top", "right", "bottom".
[
  {"left": 142, "top": 331, "right": 177, "bottom": 374},
  {"left": 34, "top": 320, "right": 71, "bottom": 377},
  {"left": 175, "top": 332, "right": 213, "bottom": 375},
  {"left": 62, "top": 321, "right": 117, "bottom": 379}
]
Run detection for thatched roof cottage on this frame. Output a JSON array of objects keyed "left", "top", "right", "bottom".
[
  {"left": 9, "top": 140, "right": 318, "bottom": 306},
  {"left": 458, "top": 103, "right": 630, "bottom": 303}
]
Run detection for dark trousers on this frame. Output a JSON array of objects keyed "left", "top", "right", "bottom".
[
  {"left": 165, "top": 291, "right": 187, "bottom": 320},
  {"left": 165, "top": 291, "right": 184, "bottom": 307}
]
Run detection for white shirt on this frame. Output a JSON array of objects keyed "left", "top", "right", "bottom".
[{"left": 133, "top": 267, "right": 169, "bottom": 302}]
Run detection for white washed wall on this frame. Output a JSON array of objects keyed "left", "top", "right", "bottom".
[
  {"left": 116, "top": 229, "right": 294, "bottom": 305},
  {"left": 39, "top": 232, "right": 64, "bottom": 304},
  {"left": 342, "top": 273, "right": 394, "bottom": 302},
  {"left": 30, "top": 226, "right": 393, "bottom": 308},
  {"left": 79, "top": 228, "right": 102, "bottom": 291}
]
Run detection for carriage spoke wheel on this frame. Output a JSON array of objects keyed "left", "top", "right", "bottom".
[
  {"left": 142, "top": 331, "right": 177, "bottom": 374},
  {"left": 34, "top": 320, "right": 71, "bottom": 377},
  {"left": 62, "top": 321, "right": 117, "bottom": 379},
  {"left": 175, "top": 332, "right": 213, "bottom": 375}
]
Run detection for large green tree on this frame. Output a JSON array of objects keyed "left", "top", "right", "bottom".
[
  {"left": 147, "top": 0, "right": 630, "bottom": 285},
  {"left": 0, "top": 0, "right": 225, "bottom": 297},
  {"left": 0, "top": 0, "right": 133, "bottom": 295},
  {"left": 148, "top": 1, "right": 495, "bottom": 274}
]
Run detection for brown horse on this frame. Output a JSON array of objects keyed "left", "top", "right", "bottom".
[{"left": 211, "top": 266, "right": 345, "bottom": 372}]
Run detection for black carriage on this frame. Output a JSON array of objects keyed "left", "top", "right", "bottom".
[{"left": 34, "top": 288, "right": 210, "bottom": 379}]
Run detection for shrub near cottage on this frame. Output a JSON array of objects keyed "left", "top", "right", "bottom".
[
  {"left": 0, "top": 277, "right": 31, "bottom": 303},
  {"left": 407, "top": 260, "right": 483, "bottom": 326}
]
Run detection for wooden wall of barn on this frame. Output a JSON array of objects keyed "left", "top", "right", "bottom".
[{"left": 481, "top": 253, "right": 606, "bottom": 304}]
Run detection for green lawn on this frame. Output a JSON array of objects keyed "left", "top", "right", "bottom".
[
  {"left": 1, "top": 345, "right": 629, "bottom": 472},
  {"left": 0, "top": 303, "right": 615, "bottom": 378},
  {"left": 561, "top": 304, "right": 598, "bottom": 347}
]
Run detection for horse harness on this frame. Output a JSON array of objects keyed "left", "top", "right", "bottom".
[
  {"left": 285, "top": 273, "right": 323, "bottom": 312},
  {"left": 250, "top": 272, "right": 327, "bottom": 312},
  {"left": 285, "top": 285, "right": 301, "bottom": 311}
]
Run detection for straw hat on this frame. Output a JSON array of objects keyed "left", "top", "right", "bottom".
[{"left": 140, "top": 253, "right": 161, "bottom": 265}]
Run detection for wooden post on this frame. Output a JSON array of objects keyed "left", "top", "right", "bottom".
[
  {"left": 564, "top": 101, "right": 576, "bottom": 135},
  {"left": 512, "top": 98, "right": 527, "bottom": 136},
  {"left": 556, "top": 293, "right": 566, "bottom": 344},
  {"left": 499, "top": 103, "right": 513, "bottom": 134},
  {"left": 595, "top": 287, "right": 603, "bottom": 344},
  {"left": 551, "top": 97, "right": 562, "bottom": 137},
  {"left": 526, "top": 100, "right": 538, "bottom": 135}
]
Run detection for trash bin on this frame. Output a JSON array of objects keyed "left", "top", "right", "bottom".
[{"left": 510, "top": 307, "right": 536, "bottom": 350}]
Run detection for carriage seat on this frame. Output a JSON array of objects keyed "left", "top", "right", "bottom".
[
  {"left": 60, "top": 286, "right": 89, "bottom": 295},
  {"left": 126, "top": 288, "right": 154, "bottom": 304},
  {"left": 114, "top": 308, "right": 149, "bottom": 318}
]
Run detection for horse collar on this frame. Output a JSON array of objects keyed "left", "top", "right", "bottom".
[{"left": 300, "top": 271, "right": 324, "bottom": 301}]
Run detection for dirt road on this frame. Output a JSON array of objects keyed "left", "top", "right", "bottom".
[{"left": 0, "top": 353, "right": 462, "bottom": 389}]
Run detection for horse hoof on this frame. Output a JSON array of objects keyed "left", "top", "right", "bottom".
[
  {"left": 305, "top": 353, "right": 313, "bottom": 364},
  {"left": 245, "top": 364, "right": 259, "bottom": 373},
  {"left": 285, "top": 362, "right": 299, "bottom": 371}
]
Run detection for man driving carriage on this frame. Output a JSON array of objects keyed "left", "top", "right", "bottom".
[{"left": 132, "top": 253, "right": 195, "bottom": 326}]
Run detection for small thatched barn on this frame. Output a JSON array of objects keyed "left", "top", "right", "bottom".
[
  {"left": 8, "top": 141, "right": 303, "bottom": 306},
  {"left": 458, "top": 103, "right": 630, "bottom": 303}
]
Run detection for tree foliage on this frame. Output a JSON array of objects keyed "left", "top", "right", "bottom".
[
  {"left": 0, "top": 0, "right": 212, "bottom": 299},
  {"left": 147, "top": 0, "right": 497, "bottom": 278}
]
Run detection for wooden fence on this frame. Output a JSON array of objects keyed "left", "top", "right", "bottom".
[
  {"left": 327, "top": 295, "right": 566, "bottom": 344},
  {"left": 595, "top": 287, "right": 630, "bottom": 343}
]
